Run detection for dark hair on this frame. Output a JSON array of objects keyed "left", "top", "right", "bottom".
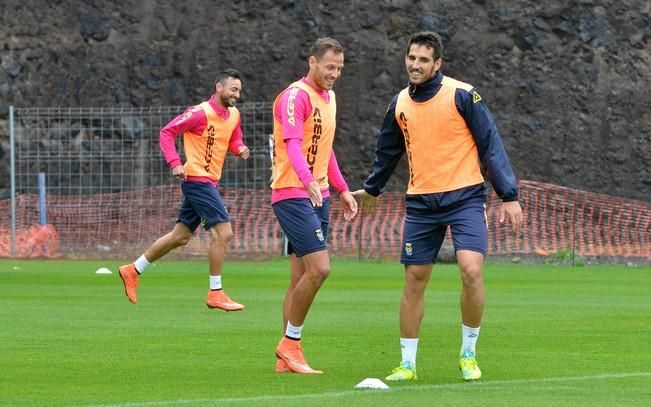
[
  {"left": 308, "top": 37, "right": 344, "bottom": 59},
  {"left": 407, "top": 31, "right": 443, "bottom": 60},
  {"left": 215, "top": 68, "right": 241, "bottom": 86}
]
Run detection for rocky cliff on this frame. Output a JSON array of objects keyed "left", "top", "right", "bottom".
[{"left": 1, "top": 0, "right": 649, "bottom": 200}]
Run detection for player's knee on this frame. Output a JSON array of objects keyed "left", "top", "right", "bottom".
[
  {"left": 318, "top": 266, "right": 331, "bottom": 280},
  {"left": 173, "top": 234, "right": 192, "bottom": 247},
  {"left": 405, "top": 270, "right": 429, "bottom": 287},
  {"left": 460, "top": 266, "right": 483, "bottom": 287},
  {"left": 172, "top": 231, "right": 192, "bottom": 248},
  {"left": 214, "top": 228, "right": 233, "bottom": 245},
  {"left": 311, "top": 264, "right": 330, "bottom": 282},
  {"left": 222, "top": 228, "right": 234, "bottom": 244}
]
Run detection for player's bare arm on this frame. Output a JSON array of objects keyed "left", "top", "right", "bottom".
[
  {"left": 238, "top": 145, "right": 250, "bottom": 159},
  {"left": 171, "top": 164, "right": 185, "bottom": 180},
  {"left": 339, "top": 190, "right": 358, "bottom": 221},
  {"left": 499, "top": 200, "right": 523, "bottom": 234},
  {"left": 307, "top": 176, "right": 325, "bottom": 207},
  {"left": 351, "top": 189, "right": 378, "bottom": 214}
]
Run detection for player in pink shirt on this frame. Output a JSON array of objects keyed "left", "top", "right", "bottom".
[
  {"left": 271, "top": 38, "right": 357, "bottom": 374},
  {"left": 118, "top": 69, "right": 250, "bottom": 311},
  {"left": 270, "top": 79, "right": 349, "bottom": 204}
]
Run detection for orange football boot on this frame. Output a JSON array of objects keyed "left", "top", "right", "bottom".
[
  {"left": 275, "top": 337, "right": 323, "bottom": 374},
  {"left": 275, "top": 358, "right": 291, "bottom": 373},
  {"left": 206, "top": 290, "right": 244, "bottom": 311},
  {"left": 118, "top": 263, "right": 139, "bottom": 304}
]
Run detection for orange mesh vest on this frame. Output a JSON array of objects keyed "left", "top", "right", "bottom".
[
  {"left": 395, "top": 76, "right": 484, "bottom": 194},
  {"left": 183, "top": 101, "right": 240, "bottom": 181},
  {"left": 271, "top": 81, "right": 337, "bottom": 189}
]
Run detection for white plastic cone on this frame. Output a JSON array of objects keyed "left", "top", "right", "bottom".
[{"left": 354, "top": 378, "right": 389, "bottom": 390}]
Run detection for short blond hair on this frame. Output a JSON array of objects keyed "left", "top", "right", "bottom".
[{"left": 308, "top": 37, "right": 344, "bottom": 60}]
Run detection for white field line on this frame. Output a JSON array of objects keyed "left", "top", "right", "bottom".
[{"left": 90, "top": 371, "right": 651, "bottom": 407}]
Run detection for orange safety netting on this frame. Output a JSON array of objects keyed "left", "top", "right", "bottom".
[
  {"left": 0, "top": 180, "right": 649, "bottom": 260},
  {"left": 0, "top": 224, "right": 58, "bottom": 258}
]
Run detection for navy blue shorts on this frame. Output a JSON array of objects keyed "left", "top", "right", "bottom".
[
  {"left": 177, "top": 181, "right": 229, "bottom": 232},
  {"left": 272, "top": 198, "right": 330, "bottom": 257},
  {"left": 401, "top": 194, "right": 487, "bottom": 264}
]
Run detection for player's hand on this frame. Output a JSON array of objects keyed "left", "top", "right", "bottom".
[
  {"left": 339, "top": 191, "right": 358, "bottom": 221},
  {"left": 307, "top": 177, "right": 325, "bottom": 207},
  {"left": 171, "top": 165, "right": 185, "bottom": 180},
  {"left": 499, "top": 200, "right": 523, "bottom": 234},
  {"left": 351, "top": 189, "right": 378, "bottom": 214},
  {"left": 238, "top": 145, "right": 250, "bottom": 159}
]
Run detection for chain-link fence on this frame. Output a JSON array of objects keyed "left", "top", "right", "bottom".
[{"left": 3, "top": 105, "right": 650, "bottom": 264}]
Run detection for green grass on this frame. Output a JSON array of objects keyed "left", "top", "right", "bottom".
[{"left": 1, "top": 259, "right": 650, "bottom": 406}]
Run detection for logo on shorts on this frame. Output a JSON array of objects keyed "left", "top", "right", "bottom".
[
  {"left": 405, "top": 242, "right": 413, "bottom": 256},
  {"left": 315, "top": 229, "right": 324, "bottom": 242}
]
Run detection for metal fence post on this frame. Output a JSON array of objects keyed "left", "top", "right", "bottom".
[
  {"left": 38, "top": 172, "right": 47, "bottom": 225},
  {"left": 357, "top": 211, "right": 363, "bottom": 261},
  {"left": 9, "top": 105, "right": 16, "bottom": 257}
]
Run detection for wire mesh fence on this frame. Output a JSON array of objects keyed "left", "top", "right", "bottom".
[
  {"left": 10, "top": 104, "right": 273, "bottom": 195},
  {"left": 4, "top": 104, "right": 276, "bottom": 258},
  {"left": 3, "top": 105, "right": 650, "bottom": 264}
]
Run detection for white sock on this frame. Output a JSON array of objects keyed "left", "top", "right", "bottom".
[
  {"left": 209, "top": 275, "right": 222, "bottom": 290},
  {"left": 400, "top": 338, "right": 419, "bottom": 368},
  {"left": 461, "top": 324, "right": 480, "bottom": 355},
  {"left": 133, "top": 255, "right": 150, "bottom": 274},
  {"left": 285, "top": 321, "right": 303, "bottom": 340}
]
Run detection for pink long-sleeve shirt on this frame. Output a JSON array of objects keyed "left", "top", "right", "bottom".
[
  {"left": 272, "top": 78, "right": 348, "bottom": 204},
  {"left": 160, "top": 95, "right": 245, "bottom": 185}
]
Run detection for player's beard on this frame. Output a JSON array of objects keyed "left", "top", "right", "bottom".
[
  {"left": 314, "top": 65, "right": 336, "bottom": 90},
  {"left": 220, "top": 92, "right": 237, "bottom": 107}
]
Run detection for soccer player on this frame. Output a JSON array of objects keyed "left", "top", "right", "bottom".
[
  {"left": 118, "top": 69, "right": 250, "bottom": 311},
  {"left": 353, "top": 32, "right": 523, "bottom": 381},
  {"left": 271, "top": 38, "right": 358, "bottom": 374}
]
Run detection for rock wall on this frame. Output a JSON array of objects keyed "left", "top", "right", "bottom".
[{"left": 1, "top": 0, "right": 649, "bottom": 200}]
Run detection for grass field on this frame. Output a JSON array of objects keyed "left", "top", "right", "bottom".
[{"left": 1, "top": 258, "right": 650, "bottom": 406}]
